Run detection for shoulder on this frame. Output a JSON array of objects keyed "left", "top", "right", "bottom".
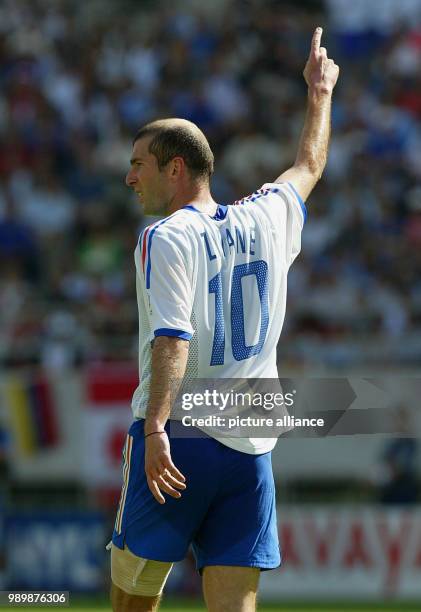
[
  {"left": 233, "top": 182, "right": 306, "bottom": 224},
  {"left": 232, "top": 184, "right": 283, "bottom": 206},
  {"left": 139, "top": 210, "right": 194, "bottom": 257}
]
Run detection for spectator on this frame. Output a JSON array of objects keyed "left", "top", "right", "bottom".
[
  {"left": 0, "top": 0, "right": 419, "bottom": 368},
  {"left": 378, "top": 406, "right": 419, "bottom": 505}
]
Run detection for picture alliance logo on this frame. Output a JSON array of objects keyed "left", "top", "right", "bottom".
[{"left": 181, "top": 389, "right": 297, "bottom": 411}]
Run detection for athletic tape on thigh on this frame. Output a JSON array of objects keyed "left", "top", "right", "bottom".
[{"left": 111, "top": 544, "right": 173, "bottom": 597}]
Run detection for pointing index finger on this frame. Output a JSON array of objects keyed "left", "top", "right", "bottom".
[{"left": 311, "top": 27, "right": 323, "bottom": 54}]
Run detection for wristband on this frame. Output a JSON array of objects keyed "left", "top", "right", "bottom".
[{"left": 144, "top": 430, "right": 166, "bottom": 439}]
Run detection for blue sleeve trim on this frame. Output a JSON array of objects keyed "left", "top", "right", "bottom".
[
  {"left": 287, "top": 182, "right": 307, "bottom": 224},
  {"left": 154, "top": 328, "right": 192, "bottom": 340}
]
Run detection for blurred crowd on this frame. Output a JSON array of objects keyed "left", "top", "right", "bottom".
[{"left": 0, "top": 0, "right": 420, "bottom": 370}]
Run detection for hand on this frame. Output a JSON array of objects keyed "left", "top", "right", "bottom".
[
  {"left": 303, "top": 27, "right": 339, "bottom": 96},
  {"left": 144, "top": 431, "right": 186, "bottom": 504}
]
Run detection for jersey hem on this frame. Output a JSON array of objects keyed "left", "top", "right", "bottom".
[
  {"left": 196, "top": 558, "right": 282, "bottom": 572},
  {"left": 112, "top": 536, "right": 187, "bottom": 564}
]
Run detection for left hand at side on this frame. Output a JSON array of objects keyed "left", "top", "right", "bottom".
[{"left": 144, "top": 431, "right": 186, "bottom": 504}]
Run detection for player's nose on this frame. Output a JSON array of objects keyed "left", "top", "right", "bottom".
[{"left": 126, "top": 169, "right": 136, "bottom": 187}]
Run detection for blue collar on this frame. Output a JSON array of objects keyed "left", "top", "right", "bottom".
[{"left": 183, "top": 204, "right": 228, "bottom": 221}]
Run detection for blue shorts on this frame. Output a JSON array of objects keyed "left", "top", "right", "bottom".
[{"left": 112, "top": 420, "right": 281, "bottom": 572}]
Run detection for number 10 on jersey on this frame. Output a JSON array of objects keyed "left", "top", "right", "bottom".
[{"left": 209, "top": 260, "right": 269, "bottom": 365}]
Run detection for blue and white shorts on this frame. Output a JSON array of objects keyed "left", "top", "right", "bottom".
[{"left": 112, "top": 419, "right": 281, "bottom": 572}]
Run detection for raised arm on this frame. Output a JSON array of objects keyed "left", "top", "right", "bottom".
[{"left": 276, "top": 27, "right": 339, "bottom": 201}]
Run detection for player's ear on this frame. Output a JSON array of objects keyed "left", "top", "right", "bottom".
[{"left": 168, "top": 157, "right": 184, "bottom": 180}]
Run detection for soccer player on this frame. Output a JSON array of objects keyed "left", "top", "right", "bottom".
[{"left": 110, "top": 28, "right": 339, "bottom": 612}]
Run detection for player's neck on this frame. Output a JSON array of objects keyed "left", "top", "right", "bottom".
[{"left": 166, "top": 183, "right": 217, "bottom": 216}]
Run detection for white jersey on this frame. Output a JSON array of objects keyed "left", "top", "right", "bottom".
[{"left": 132, "top": 182, "right": 306, "bottom": 454}]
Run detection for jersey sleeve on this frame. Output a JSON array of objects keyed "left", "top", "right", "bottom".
[
  {"left": 141, "top": 228, "right": 194, "bottom": 341},
  {"left": 260, "top": 181, "right": 307, "bottom": 267}
]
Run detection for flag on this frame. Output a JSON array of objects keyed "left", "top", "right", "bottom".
[
  {"left": 3, "top": 374, "right": 60, "bottom": 456},
  {"left": 82, "top": 365, "right": 136, "bottom": 488}
]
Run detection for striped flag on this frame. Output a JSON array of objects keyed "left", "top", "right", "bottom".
[{"left": 3, "top": 374, "right": 60, "bottom": 456}]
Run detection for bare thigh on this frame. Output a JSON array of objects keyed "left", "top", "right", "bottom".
[
  {"left": 110, "top": 582, "right": 160, "bottom": 612},
  {"left": 202, "top": 565, "right": 260, "bottom": 612}
]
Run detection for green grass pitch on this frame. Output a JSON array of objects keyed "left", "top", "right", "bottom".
[
  {"left": 64, "top": 607, "right": 419, "bottom": 612},
  {"left": 6, "top": 600, "right": 421, "bottom": 612}
]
